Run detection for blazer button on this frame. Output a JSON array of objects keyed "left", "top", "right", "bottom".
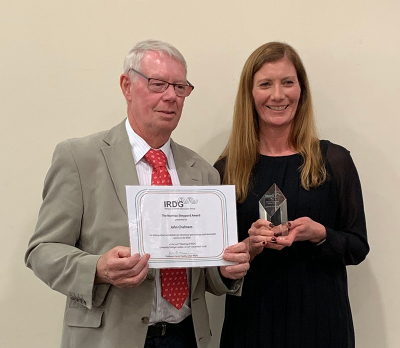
[
  {"left": 141, "top": 317, "right": 149, "bottom": 324},
  {"left": 146, "top": 274, "right": 155, "bottom": 281}
]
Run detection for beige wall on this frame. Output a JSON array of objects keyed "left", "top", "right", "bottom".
[{"left": 1, "top": 0, "right": 399, "bottom": 347}]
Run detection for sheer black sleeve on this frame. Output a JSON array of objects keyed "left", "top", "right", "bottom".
[{"left": 316, "top": 142, "right": 369, "bottom": 265}]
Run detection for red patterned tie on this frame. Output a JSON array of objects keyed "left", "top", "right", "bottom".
[{"left": 144, "top": 149, "right": 189, "bottom": 310}]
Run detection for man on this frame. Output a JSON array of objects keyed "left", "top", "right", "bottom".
[{"left": 25, "top": 40, "right": 249, "bottom": 348}]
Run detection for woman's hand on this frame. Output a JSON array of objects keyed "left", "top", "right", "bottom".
[
  {"left": 275, "top": 217, "right": 327, "bottom": 246},
  {"left": 247, "top": 219, "right": 284, "bottom": 261}
]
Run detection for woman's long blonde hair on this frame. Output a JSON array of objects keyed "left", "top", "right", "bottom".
[{"left": 219, "top": 42, "right": 326, "bottom": 202}]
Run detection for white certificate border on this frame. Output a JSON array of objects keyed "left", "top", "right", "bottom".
[{"left": 132, "top": 188, "right": 230, "bottom": 264}]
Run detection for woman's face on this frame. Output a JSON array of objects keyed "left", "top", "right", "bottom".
[{"left": 252, "top": 57, "right": 301, "bottom": 131}]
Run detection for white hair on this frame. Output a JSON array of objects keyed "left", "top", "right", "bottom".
[{"left": 123, "top": 40, "right": 187, "bottom": 80}]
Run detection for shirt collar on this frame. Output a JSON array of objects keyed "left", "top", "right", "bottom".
[{"left": 125, "top": 118, "right": 173, "bottom": 168}]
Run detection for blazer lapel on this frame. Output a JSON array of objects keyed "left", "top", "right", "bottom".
[
  {"left": 101, "top": 120, "right": 139, "bottom": 215},
  {"left": 191, "top": 268, "right": 201, "bottom": 294},
  {"left": 171, "top": 139, "right": 202, "bottom": 186}
]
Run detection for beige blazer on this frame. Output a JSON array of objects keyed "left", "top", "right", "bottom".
[{"left": 26, "top": 120, "right": 241, "bottom": 348}]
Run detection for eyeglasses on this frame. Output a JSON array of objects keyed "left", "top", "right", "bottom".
[{"left": 128, "top": 68, "right": 194, "bottom": 97}]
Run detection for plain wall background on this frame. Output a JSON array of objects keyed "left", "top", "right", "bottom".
[{"left": 1, "top": 0, "right": 399, "bottom": 347}]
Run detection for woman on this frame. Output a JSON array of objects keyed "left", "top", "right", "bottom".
[{"left": 215, "top": 42, "right": 369, "bottom": 348}]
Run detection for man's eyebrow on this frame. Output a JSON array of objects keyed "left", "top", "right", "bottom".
[{"left": 150, "top": 75, "right": 187, "bottom": 83}]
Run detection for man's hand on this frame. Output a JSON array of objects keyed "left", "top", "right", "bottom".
[
  {"left": 219, "top": 242, "right": 250, "bottom": 280},
  {"left": 95, "top": 246, "right": 150, "bottom": 288}
]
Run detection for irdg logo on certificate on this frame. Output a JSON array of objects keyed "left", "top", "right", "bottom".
[{"left": 126, "top": 185, "right": 238, "bottom": 268}]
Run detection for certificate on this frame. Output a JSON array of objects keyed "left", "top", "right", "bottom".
[{"left": 126, "top": 185, "right": 238, "bottom": 268}]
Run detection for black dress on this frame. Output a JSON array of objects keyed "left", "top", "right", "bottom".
[{"left": 215, "top": 141, "right": 369, "bottom": 348}]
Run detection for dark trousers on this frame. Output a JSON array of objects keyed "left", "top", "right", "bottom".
[{"left": 144, "top": 315, "right": 197, "bottom": 348}]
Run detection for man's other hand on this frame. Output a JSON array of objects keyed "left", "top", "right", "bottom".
[
  {"left": 219, "top": 242, "right": 250, "bottom": 280},
  {"left": 95, "top": 247, "right": 150, "bottom": 288}
]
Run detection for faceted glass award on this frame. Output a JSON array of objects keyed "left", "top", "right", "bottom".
[{"left": 259, "top": 184, "right": 288, "bottom": 236}]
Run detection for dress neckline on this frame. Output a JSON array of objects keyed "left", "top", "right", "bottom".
[{"left": 259, "top": 153, "right": 300, "bottom": 159}]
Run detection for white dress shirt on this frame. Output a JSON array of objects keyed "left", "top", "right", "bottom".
[{"left": 125, "top": 119, "right": 191, "bottom": 324}]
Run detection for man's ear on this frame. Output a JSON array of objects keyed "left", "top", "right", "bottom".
[{"left": 120, "top": 74, "right": 132, "bottom": 101}]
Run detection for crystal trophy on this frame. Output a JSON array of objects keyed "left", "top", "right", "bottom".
[{"left": 259, "top": 184, "right": 288, "bottom": 236}]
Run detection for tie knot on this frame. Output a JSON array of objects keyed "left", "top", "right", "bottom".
[{"left": 144, "top": 149, "right": 168, "bottom": 169}]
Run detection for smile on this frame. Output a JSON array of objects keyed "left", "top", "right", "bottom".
[{"left": 267, "top": 105, "right": 288, "bottom": 111}]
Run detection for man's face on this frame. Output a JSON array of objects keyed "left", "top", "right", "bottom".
[{"left": 122, "top": 51, "right": 187, "bottom": 146}]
